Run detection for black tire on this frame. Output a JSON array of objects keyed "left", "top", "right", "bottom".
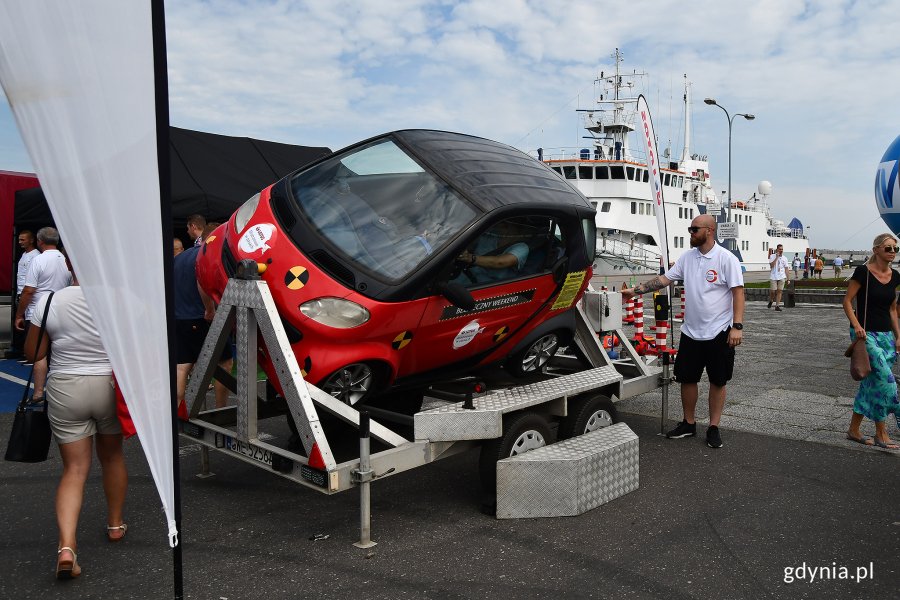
[
  {"left": 557, "top": 393, "right": 617, "bottom": 440},
  {"left": 479, "top": 411, "right": 551, "bottom": 492},
  {"left": 320, "top": 362, "right": 377, "bottom": 406},
  {"left": 507, "top": 332, "right": 561, "bottom": 377}
]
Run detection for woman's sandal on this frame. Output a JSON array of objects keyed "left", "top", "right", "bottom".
[
  {"left": 873, "top": 438, "right": 899, "bottom": 450},
  {"left": 107, "top": 523, "right": 128, "bottom": 542},
  {"left": 56, "top": 547, "right": 81, "bottom": 579}
]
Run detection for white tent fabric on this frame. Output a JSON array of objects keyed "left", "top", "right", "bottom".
[{"left": 0, "top": 1, "right": 177, "bottom": 545}]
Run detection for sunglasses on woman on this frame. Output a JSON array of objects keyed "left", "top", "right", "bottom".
[{"left": 881, "top": 245, "right": 899, "bottom": 253}]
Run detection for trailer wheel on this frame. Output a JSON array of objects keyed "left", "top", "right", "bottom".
[
  {"left": 507, "top": 332, "right": 560, "bottom": 377},
  {"left": 478, "top": 411, "right": 551, "bottom": 491},
  {"left": 557, "top": 393, "right": 616, "bottom": 440}
]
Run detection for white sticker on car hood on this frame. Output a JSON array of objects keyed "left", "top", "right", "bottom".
[
  {"left": 453, "top": 320, "right": 484, "bottom": 349},
  {"left": 239, "top": 223, "right": 276, "bottom": 254}
]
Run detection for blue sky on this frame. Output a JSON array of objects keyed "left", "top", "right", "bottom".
[{"left": 2, "top": 0, "right": 899, "bottom": 250}]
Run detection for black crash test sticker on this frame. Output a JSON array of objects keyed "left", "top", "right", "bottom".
[{"left": 440, "top": 290, "right": 535, "bottom": 321}]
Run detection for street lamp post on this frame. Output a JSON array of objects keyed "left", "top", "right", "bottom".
[{"left": 703, "top": 98, "right": 755, "bottom": 250}]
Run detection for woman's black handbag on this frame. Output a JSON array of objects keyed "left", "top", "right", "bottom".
[
  {"left": 4, "top": 399, "right": 51, "bottom": 462},
  {"left": 4, "top": 292, "right": 54, "bottom": 463}
]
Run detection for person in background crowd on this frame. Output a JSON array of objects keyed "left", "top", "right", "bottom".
[
  {"left": 173, "top": 237, "right": 184, "bottom": 256},
  {"left": 10, "top": 230, "right": 40, "bottom": 360},
  {"left": 25, "top": 268, "right": 128, "bottom": 580},
  {"left": 833, "top": 255, "right": 844, "bottom": 278},
  {"left": 814, "top": 254, "right": 824, "bottom": 279},
  {"left": 842, "top": 233, "right": 900, "bottom": 450},
  {"left": 175, "top": 224, "right": 233, "bottom": 412},
  {"left": 768, "top": 244, "right": 789, "bottom": 311},
  {"left": 623, "top": 214, "right": 744, "bottom": 449},
  {"left": 14, "top": 227, "right": 72, "bottom": 402},
  {"left": 186, "top": 214, "right": 206, "bottom": 247},
  {"left": 791, "top": 253, "right": 801, "bottom": 280}
]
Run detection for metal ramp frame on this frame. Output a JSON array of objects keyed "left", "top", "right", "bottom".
[{"left": 183, "top": 266, "right": 417, "bottom": 493}]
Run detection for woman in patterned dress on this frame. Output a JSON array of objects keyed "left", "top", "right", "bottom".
[{"left": 842, "top": 233, "right": 900, "bottom": 449}]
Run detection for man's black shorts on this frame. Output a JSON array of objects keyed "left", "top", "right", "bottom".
[
  {"left": 673, "top": 329, "right": 735, "bottom": 386},
  {"left": 175, "top": 319, "right": 210, "bottom": 364},
  {"left": 175, "top": 319, "right": 235, "bottom": 365}
]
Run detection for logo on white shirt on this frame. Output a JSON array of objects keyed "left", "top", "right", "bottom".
[{"left": 706, "top": 269, "right": 718, "bottom": 283}]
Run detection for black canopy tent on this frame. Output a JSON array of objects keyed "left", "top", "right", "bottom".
[{"left": 13, "top": 126, "right": 331, "bottom": 236}]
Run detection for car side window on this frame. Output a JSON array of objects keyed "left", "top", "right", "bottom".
[{"left": 453, "top": 215, "right": 560, "bottom": 288}]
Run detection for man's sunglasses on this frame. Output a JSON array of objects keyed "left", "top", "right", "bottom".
[
  {"left": 882, "top": 245, "right": 900, "bottom": 253},
  {"left": 687, "top": 226, "right": 710, "bottom": 233}
]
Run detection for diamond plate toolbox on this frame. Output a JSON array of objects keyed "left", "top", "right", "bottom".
[{"left": 495, "top": 422, "right": 638, "bottom": 519}]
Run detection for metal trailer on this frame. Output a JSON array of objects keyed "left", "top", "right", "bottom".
[{"left": 181, "top": 264, "right": 662, "bottom": 532}]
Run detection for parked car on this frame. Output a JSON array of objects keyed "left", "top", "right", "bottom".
[{"left": 196, "top": 130, "right": 596, "bottom": 409}]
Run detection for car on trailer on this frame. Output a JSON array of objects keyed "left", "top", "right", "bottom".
[{"left": 196, "top": 129, "right": 597, "bottom": 410}]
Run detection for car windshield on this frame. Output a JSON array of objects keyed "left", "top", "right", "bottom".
[{"left": 289, "top": 139, "right": 477, "bottom": 281}]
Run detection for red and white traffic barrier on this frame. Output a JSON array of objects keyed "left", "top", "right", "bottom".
[
  {"left": 633, "top": 295, "right": 644, "bottom": 341},
  {"left": 623, "top": 286, "right": 634, "bottom": 324},
  {"left": 654, "top": 316, "right": 668, "bottom": 351}
]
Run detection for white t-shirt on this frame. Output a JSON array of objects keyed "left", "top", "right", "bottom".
[
  {"left": 16, "top": 248, "right": 39, "bottom": 295},
  {"left": 769, "top": 254, "right": 789, "bottom": 281},
  {"left": 31, "top": 286, "right": 111, "bottom": 376},
  {"left": 665, "top": 244, "right": 744, "bottom": 340},
  {"left": 23, "top": 248, "right": 71, "bottom": 320},
  {"left": 792, "top": 257, "right": 801, "bottom": 269}
]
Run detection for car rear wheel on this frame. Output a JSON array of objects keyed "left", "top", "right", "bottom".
[
  {"left": 508, "top": 332, "right": 560, "bottom": 377},
  {"left": 478, "top": 411, "right": 551, "bottom": 492},
  {"left": 320, "top": 362, "right": 376, "bottom": 406}
]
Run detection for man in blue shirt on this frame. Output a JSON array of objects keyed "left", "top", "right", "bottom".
[{"left": 455, "top": 220, "right": 531, "bottom": 285}]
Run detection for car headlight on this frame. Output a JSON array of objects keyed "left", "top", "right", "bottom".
[
  {"left": 234, "top": 193, "right": 261, "bottom": 234},
  {"left": 299, "top": 297, "right": 370, "bottom": 328}
]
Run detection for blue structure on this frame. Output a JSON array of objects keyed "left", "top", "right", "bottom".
[{"left": 875, "top": 135, "right": 900, "bottom": 234}]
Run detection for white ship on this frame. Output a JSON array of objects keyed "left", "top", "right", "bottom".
[{"left": 537, "top": 50, "right": 809, "bottom": 276}]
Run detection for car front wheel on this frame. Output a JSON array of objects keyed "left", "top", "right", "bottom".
[{"left": 320, "top": 362, "right": 376, "bottom": 406}]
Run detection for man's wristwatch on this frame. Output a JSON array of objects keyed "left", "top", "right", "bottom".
[{"left": 732, "top": 323, "right": 743, "bottom": 330}]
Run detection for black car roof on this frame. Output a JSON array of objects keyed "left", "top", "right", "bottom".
[{"left": 390, "top": 130, "right": 593, "bottom": 213}]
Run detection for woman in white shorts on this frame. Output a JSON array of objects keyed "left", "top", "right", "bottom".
[{"left": 26, "top": 274, "right": 127, "bottom": 580}]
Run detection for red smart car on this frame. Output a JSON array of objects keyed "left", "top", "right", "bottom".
[{"left": 197, "top": 130, "right": 597, "bottom": 409}]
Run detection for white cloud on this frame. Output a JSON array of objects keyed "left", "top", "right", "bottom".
[{"left": 4, "top": 0, "right": 900, "bottom": 248}]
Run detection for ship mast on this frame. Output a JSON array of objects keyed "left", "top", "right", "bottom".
[
  {"left": 680, "top": 75, "right": 692, "bottom": 164},
  {"left": 583, "top": 48, "right": 644, "bottom": 161}
]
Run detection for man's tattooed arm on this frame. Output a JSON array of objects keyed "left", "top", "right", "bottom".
[{"left": 632, "top": 277, "right": 667, "bottom": 295}]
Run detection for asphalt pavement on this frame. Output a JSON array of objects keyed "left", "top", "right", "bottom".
[{"left": 0, "top": 300, "right": 898, "bottom": 599}]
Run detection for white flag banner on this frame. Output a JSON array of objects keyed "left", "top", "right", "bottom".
[
  {"left": 0, "top": 1, "right": 177, "bottom": 545},
  {"left": 637, "top": 95, "right": 670, "bottom": 272}
]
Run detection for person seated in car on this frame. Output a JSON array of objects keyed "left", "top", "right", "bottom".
[{"left": 456, "top": 219, "right": 531, "bottom": 284}]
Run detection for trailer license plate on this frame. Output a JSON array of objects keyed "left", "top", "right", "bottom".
[{"left": 224, "top": 436, "right": 272, "bottom": 466}]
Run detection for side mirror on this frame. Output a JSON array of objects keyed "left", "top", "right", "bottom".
[
  {"left": 436, "top": 281, "right": 475, "bottom": 310},
  {"left": 551, "top": 256, "right": 569, "bottom": 284}
]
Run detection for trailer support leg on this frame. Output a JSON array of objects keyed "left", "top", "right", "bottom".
[
  {"left": 660, "top": 351, "right": 671, "bottom": 435},
  {"left": 353, "top": 412, "right": 376, "bottom": 549},
  {"left": 197, "top": 446, "right": 214, "bottom": 478}
]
